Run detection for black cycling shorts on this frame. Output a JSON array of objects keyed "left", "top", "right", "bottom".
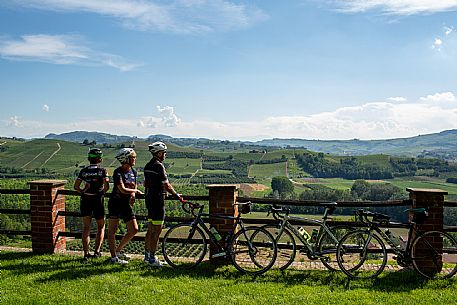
[
  {"left": 80, "top": 194, "right": 105, "bottom": 220},
  {"left": 146, "top": 192, "right": 165, "bottom": 225},
  {"left": 108, "top": 198, "right": 136, "bottom": 223}
]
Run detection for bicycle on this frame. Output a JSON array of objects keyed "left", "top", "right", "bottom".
[
  {"left": 260, "top": 202, "right": 354, "bottom": 271},
  {"left": 162, "top": 201, "right": 277, "bottom": 275},
  {"left": 336, "top": 208, "right": 457, "bottom": 279}
]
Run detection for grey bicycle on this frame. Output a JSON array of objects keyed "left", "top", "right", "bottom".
[
  {"left": 162, "top": 201, "right": 277, "bottom": 275},
  {"left": 336, "top": 208, "right": 457, "bottom": 279},
  {"left": 260, "top": 202, "right": 354, "bottom": 271}
]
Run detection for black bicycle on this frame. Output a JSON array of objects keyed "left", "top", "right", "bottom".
[
  {"left": 260, "top": 202, "right": 354, "bottom": 271},
  {"left": 162, "top": 201, "right": 277, "bottom": 275},
  {"left": 337, "top": 208, "right": 457, "bottom": 279}
]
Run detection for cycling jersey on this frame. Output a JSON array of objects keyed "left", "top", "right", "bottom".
[
  {"left": 144, "top": 158, "right": 168, "bottom": 225},
  {"left": 110, "top": 167, "right": 137, "bottom": 199},
  {"left": 144, "top": 158, "right": 168, "bottom": 195},
  {"left": 76, "top": 164, "right": 108, "bottom": 195},
  {"left": 108, "top": 166, "right": 137, "bottom": 222}
]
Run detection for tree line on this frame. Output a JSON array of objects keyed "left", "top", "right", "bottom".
[{"left": 295, "top": 152, "right": 457, "bottom": 180}]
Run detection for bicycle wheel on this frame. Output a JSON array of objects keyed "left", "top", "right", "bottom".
[
  {"left": 337, "top": 230, "right": 387, "bottom": 279},
  {"left": 411, "top": 230, "right": 457, "bottom": 279},
  {"left": 318, "top": 225, "right": 354, "bottom": 271},
  {"left": 162, "top": 223, "right": 207, "bottom": 269},
  {"left": 260, "top": 224, "right": 296, "bottom": 270},
  {"left": 230, "top": 226, "right": 277, "bottom": 275}
]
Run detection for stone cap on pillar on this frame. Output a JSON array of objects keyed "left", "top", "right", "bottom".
[
  {"left": 406, "top": 188, "right": 448, "bottom": 195},
  {"left": 206, "top": 184, "right": 239, "bottom": 190},
  {"left": 28, "top": 179, "right": 67, "bottom": 187}
]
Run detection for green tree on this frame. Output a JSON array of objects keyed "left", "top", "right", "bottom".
[
  {"left": 271, "top": 176, "right": 294, "bottom": 199},
  {"left": 351, "top": 180, "right": 370, "bottom": 199}
]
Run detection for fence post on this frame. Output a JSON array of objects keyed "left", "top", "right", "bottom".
[
  {"left": 207, "top": 184, "right": 238, "bottom": 263},
  {"left": 28, "top": 180, "right": 67, "bottom": 254},
  {"left": 407, "top": 188, "right": 447, "bottom": 276}
]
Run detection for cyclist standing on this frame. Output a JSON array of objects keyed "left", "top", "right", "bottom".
[
  {"left": 108, "top": 148, "right": 143, "bottom": 264},
  {"left": 74, "top": 148, "right": 109, "bottom": 259},
  {"left": 144, "top": 141, "right": 183, "bottom": 267}
]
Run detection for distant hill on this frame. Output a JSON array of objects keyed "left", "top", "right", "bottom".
[
  {"left": 43, "top": 129, "right": 457, "bottom": 159},
  {"left": 252, "top": 129, "right": 457, "bottom": 158},
  {"left": 45, "top": 131, "right": 134, "bottom": 144}
]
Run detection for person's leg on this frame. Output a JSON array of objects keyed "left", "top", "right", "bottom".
[
  {"left": 116, "top": 218, "right": 138, "bottom": 253},
  {"left": 82, "top": 216, "right": 92, "bottom": 256},
  {"left": 94, "top": 218, "right": 105, "bottom": 254},
  {"left": 93, "top": 197, "right": 105, "bottom": 255},
  {"left": 149, "top": 224, "right": 163, "bottom": 254},
  {"left": 108, "top": 218, "right": 120, "bottom": 258},
  {"left": 146, "top": 197, "right": 165, "bottom": 263},
  {"left": 145, "top": 222, "right": 152, "bottom": 261}
]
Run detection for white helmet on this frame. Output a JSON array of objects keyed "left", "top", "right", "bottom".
[
  {"left": 148, "top": 141, "right": 167, "bottom": 155},
  {"left": 115, "top": 148, "right": 136, "bottom": 164}
]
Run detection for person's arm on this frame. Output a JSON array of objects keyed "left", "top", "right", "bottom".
[
  {"left": 103, "top": 178, "right": 110, "bottom": 193},
  {"left": 116, "top": 180, "right": 139, "bottom": 195},
  {"left": 164, "top": 182, "right": 183, "bottom": 202},
  {"left": 74, "top": 178, "right": 89, "bottom": 194}
]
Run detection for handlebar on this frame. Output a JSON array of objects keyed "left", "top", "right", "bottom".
[
  {"left": 267, "top": 204, "right": 290, "bottom": 220},
  {"left": 181, "top": 200, "right": 203, "bottom": 217},
  {"left": 355, "top": 209, "right": 391, "bottom": 225}
]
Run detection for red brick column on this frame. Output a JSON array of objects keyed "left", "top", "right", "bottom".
[
  {"left": 207, "top": 184, "right": 238, "bottom": 262},
  {"left": 407, "top": 188, "right": 447, "bottom": 275},
  {"left": 28, "top": 180, "right": 67, "bottom": 254}
]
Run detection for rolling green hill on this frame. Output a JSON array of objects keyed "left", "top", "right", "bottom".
[
  {"left": 254, "top": 129, "right": 457, "bottom": 158},
  {"left": 1, "top": 136, "right": 457, "bottom": 201}
]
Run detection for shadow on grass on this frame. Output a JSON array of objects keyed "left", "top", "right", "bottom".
[
  {"left": 0, "top": 251, "right": 130, "bottom": 282},
  {"left": 1, "top": 251, "right": 456, "bottom": 291}
]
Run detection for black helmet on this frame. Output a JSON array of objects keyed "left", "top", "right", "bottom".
[{"left": 88, "top": 148, "right": 103, "bottom": 158}]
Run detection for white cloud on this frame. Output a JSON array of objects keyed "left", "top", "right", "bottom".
[
  {"left": 10, "top": 0, "right": 268, "bottom": 34},
  {"left": 7, "top": 116, "right": 22, "bottom": 127},
  {"left": 419, "top": 92, "right": 456, "bottom": 103},
  {"left": 387, "top": 97, "right": 407, "bottom": 102},
  {"left": 0, "top": 34, "right": 141, "bottom": 71},
  {"left": 432, "top": 38, "right": 443, "bottom": 50},
  {"left": 329, "top": 1, "right": 457, "bottom": 15},
  {"left": 42, "top": 104, "right": 49, "bottom": 112},
  {"left": 156, "top": 106, "right": 181, "bottom": 127},
  {"left": 3, "top": 92, "right": 457, "bottom": 140},
  {"left": 445, "top": 26, "right": 454, "bottom": 36}
]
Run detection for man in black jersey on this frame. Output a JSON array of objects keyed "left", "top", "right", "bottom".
[
  {"left": 144, "top": 141, "right": 183, "bottom": 267},
  {"left": 74, "top": 148, "right": 109, "bottom": 259}
]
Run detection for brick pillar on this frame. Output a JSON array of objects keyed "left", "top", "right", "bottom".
[
  {"left": 407, "top": 188, "right": 447, "bottom": 275},
  {"left": 207, "top": 184, "right": 238, "bottom": 263},
  {"left": 28, "top": 180, "right": 67, "bottom": 254}
]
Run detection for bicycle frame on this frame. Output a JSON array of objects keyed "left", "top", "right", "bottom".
[
  {"left": 355, "top": 220, "right": 417, "bottom": 266},
  {"left": 187, "top": 204, "right": 251, "bottom": 256},
  {"left": 273, "top": 207, "right": 342, "bottom": 259}
]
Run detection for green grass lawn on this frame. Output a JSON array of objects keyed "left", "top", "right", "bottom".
[
  {"left": 249, "top": 162, "right": 287, "bottom": 179},
  {"left": 1, "top": 250, "right": 457, "bottom": 304}
]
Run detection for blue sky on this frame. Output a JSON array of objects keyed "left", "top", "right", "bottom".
[{"left": 1, "top": 0, "right": 457, "bottom": 141}]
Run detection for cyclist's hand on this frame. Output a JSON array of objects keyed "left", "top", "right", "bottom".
[
  {"left": 129, "top": 193, "right": 136, "bottom": 206},
  {"left": 176, "top": 193, "right": 186, "bottom": 203},
  {"left": 136, "top": 189, "right": 144, "bottom": 195}
]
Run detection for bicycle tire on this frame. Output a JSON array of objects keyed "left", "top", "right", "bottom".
[
  {"left": 318, "top": 225, "right": 354, "bottom": 271},
  {"left": 229, "top": 226, "right": 277, "bottom": 275},
  {"left": 411, "top": 230, "right": 457, "bottom": 279},
  {"left": 337, "top": 230, "right": 387, "bottom": 279},
  {"left": 260, "top": 224, "right": 296, "bottom": 270},
  {"left": 162, "top": 223, "right": 207, "bottom": 269}
]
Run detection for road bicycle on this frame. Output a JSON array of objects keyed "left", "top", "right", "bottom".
[
  {"left": 259, "top": 202, "right": 354, "bottom": 271},
  {"left": 336, "top": 208, "right": 457, "bottom": 279},
  {"left": 162, "top": 201, "right": 277, "bottom": 275}
]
